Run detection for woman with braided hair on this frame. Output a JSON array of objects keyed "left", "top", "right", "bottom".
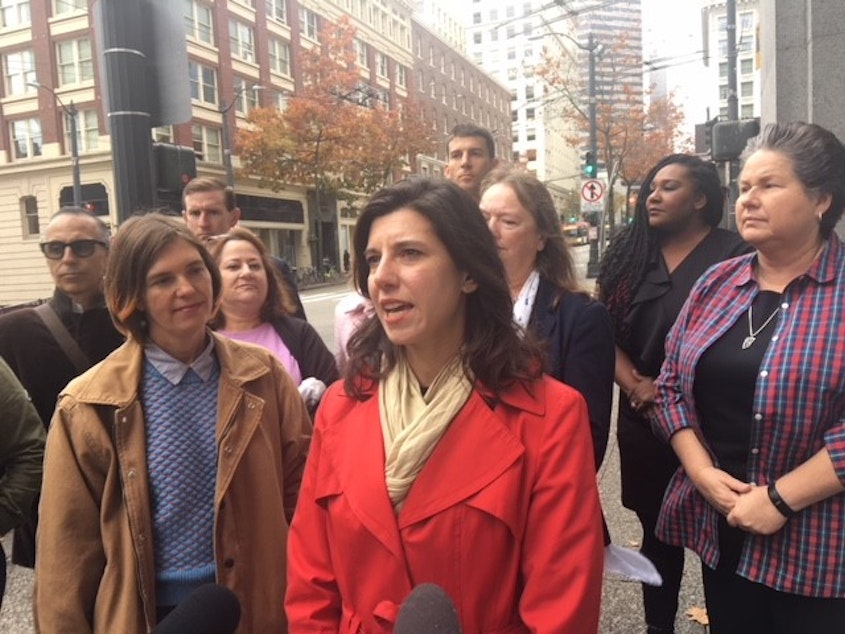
[{"left": 597, "top": 154, "right": 749, "bottom": 634}]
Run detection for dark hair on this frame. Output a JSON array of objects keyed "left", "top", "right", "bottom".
[
  {"left": 345, "top": 178, "right": 540, "bottom": 397},
  {"left": 208, "top": 227, "right": 297, "bottom": 327},
  {"left": 743, "top": 121, "right": 845, "bottom": 238},
  {"left": 597, "top": 154, "right": 724, "bottom": 341},
  {"left": 105, "top": 213, "right": 222, "bottom": 342},
  {"left": 480, "top": 166, "right": 583, "bottom": 301},
  {"left": 182, "top": 176, "right": 236, "bottom": 212},
  {"left": 447, "top": 124, "right": 495, "bottom": 159},
  {"left": 47, "top": 206, "right": 111, "bottom": 243}
]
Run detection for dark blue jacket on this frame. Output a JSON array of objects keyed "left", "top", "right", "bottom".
[{"left": 529, "top": 276, "right": 615, "bottom": 469}]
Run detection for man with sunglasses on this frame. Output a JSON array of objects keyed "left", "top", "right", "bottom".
[{"left": 0, "top": 207, "right": 123, "bottom": 568}]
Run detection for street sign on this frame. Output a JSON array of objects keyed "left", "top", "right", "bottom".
[{"left": 581, "top": 179, "right": 605, "bottom": 213}]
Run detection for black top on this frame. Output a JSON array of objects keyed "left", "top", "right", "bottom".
[
  {"left": 693, "top": 290, "right": 780, "bottom": 480},
  {"left": 623, "top": 228, "right": 751, "bottom": 377}
]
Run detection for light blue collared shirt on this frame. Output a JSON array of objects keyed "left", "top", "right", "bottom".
[{"left": 144, "top": 337, "right": 217, "bottom": 385}]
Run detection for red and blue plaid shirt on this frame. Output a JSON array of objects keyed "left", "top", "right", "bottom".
[{"left": 652, "top": 233, "right": 845, "bottom": 597}]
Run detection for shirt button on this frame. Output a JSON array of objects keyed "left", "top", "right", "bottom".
[
  {"left": 754, "top": 413, "right": 762, "bottom": 421},
  {"left": 120, "top": 416, "right": 128, "bottom": 424},
  {"left": 248, "top": 402, "right": 255, "bottom": 409},
  {"left": 760, "top": 370, "right": 768, "bottom": 378},
  {"left": 224, "top": 445, "right": 232, "bottom": 454},
  {"left": 750, "top": 481, "right": 757, "bottom": 486},
  {"left": 127, "top": 469, "right": 136, "bottom": 479},
  {"left": 751, "top": 447, "right": 760, "bottom": 455},
  {"left": 771, "top": 335, "right": 779, "bottom": 342},
  {"left": 223, "top": 558, "right": 235, "bottom": 568},
  {"left": 781, "top": 302, "right": 789, "bottom": 309}
]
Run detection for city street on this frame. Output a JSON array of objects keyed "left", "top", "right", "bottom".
[{"left": 0, "top": 278, "right": 708, "bottom": 633}]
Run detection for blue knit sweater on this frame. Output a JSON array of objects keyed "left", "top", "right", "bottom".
[{"left": 141, "top": 358, "right": 219, "bottom": 606}]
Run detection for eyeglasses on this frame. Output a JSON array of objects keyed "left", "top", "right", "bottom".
[{"left": 40, "top": 239, "right": 108, "bottom": 260}]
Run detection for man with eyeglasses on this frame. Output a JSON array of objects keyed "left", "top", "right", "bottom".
[{"left": 0, "top": 207, "right": 124, "bottom": 569}]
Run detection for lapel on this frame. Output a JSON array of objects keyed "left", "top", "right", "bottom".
[
  {"left": 398, "top": 385, "right": 536, "bottom": 528},
  {"left": 530, "top": 275, "right": 559, "bottom": 342},
  {"left": 328, "top": 393, "right": 408, "bottom": 562}
]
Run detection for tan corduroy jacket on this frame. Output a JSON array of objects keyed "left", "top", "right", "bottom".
[{"left": 34, "top": 333, "right": 312, "bottom": 633}]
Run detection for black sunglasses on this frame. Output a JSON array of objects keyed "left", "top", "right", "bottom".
[{"left": 40, "top": 239, "right": 108, "bottom": 260}]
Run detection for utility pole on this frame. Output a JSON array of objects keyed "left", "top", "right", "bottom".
[
  {"left": 584, "top": 32, "right": 602, "bottom": 278},
  {"left": 725, "top": 0, "right": 740, "bottom": 229}
]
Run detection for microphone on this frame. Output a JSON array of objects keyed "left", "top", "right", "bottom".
[
  {"left": 395, "top": 583, "right": 461, "bottom": 634},
  {"left": 155, "top": 583, "right": 241, "bottom": 634}
]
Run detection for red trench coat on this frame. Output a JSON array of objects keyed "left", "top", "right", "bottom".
[{"left": 286, "top": 376, "right": 604, "bottom": 633}]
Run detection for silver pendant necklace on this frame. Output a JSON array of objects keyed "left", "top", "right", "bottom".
[{"left": 742, "top": 303, "right": 780, "bottom": 350}]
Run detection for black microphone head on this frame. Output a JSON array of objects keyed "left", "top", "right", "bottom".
[
  {"left": 155, "top": 583, "right": 241, "bottom": 634},
  {"left": 394, "top": 583, "right": 461, "bottom": 634}
]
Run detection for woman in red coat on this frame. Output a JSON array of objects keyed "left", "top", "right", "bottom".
[{"left": 285, "top": 178, "right": 604, "bottom": 633}]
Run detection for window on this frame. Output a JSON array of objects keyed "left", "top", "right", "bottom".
[
  {"left": 20, "top": 195, "right": 39, "bottom": 237},
  {"left": 183, "top": 0, "right": 213, "bottom": 44},
  {"left": 719, "top": 84, "right": 728, "bottom": 100},
  {"left": 189, "top": 61, "right": 218, "bottom": 105},
  {"left": 718, "top": 39, "right": 727, "bottom": 57},
  {"left": 53, "top": 0, "right": 85, "bottom": 15},
  {"left": 717, "top": 16, "right": 726, "bottom": 32},
  {"left": 417, "top": 70, "right": 423, "bottom": 92},
  {"left": 152, "top": 126, "right": 174, "bottom": 143},
  {"left": 64, "top": 109, "right": 99, "bottom": 153},
  {"left": 740, "top": 81, "right": 754, "bottom": 98},
  {"left": 511, "top": 109, "right": 518, "bottom": 122},
  {"left": 271, "top": 90, "right": 289, "bottom": 111},
  {"left": 526, "top": 128, "right": 536, "bottom": 142},
  {"left": 376, "top": 52, "right": 388, "bottom": 78},
  {"left": 300, "top": 7, "right": 318, "bottom": 40},
  {"left": 233, "top": 78, "right": 260, "bottom": 114},
  {"left": 56, "top": 38, "right": 94, "bottom": 86},
  {"left": 396, "top": 65, "right": 407, "bottom": 88},
  {"left": 229, "top": 21, "right": 255, "bottom": 62},
  {"left": 3, "top": 49, "right": 35, "bottom": 96},
  {"left": 355, "top": 39, "right": 368, "bottom": 69},
  {"left": 490, "top": 29, "right": 498, "bottom": 42},
  {"left": 507, "top": 26, "right": 515, "bottom": 39},
  {"left": 738, "top": 38, "right": 753, "bottom": 53},
  {"left": 741, "top": 58, "right": 753, "bottom": 75},
  {"left": 266, "top": 0, "right": 286, "bottom": 24},
  {"left": 506, "top": 6, "right": 514, "bottom": 18},
  {"left": 268, "top": 38, "right": 291, "bottom": 76},
  {"left": 472, "top": 12, "right": 480, "bottom": 25},
  {"left": 719, "top": 62, "right": 728, "bottom": 78},
  {"left": 192, "top": 124, "right": 221, "bottom": 163},
  {"left": 526, "top": 107, "right": 535, "bottom": 120},
  {"left": 10, "top": 118, "right": 41, "bottom": 160},
  {"left": 429, "top": 79, "right": 435, "bottom": 97},
  {"left": 507, "top": 48, "right": 516, "bottom": 60},
  {"left": 473, "top": 32, "right": 481, "bottom": 45},
  {"left": 740, "top": 11, "right": 753, "bottom": 31},
  {"left": 525, "top": 85, "right": 534, "bottom": 100},
  {"left": 741, "top": 104, "right": 754, "bottom": 118},
  {"left": 1, "top": 0, "right": 29, "bottom": 28}
]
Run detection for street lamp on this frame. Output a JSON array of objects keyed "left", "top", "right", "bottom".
[
  {"left": 219, "top": 84, "right": 263, "bottom": 187},
  {"left": 28, "top": 82, "right": 81, "bottom": 207}
]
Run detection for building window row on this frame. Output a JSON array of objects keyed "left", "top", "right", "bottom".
[{"left": 184, "top": 0, "right": 213, "bottom": 44}]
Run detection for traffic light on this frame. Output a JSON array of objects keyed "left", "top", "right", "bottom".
[
  {"left": 711, "top": 118, "right": 760, "bottom": 162},
  {"left": 583, "top": 151, "right": 597, "bottom": 178},
  {"left": 153, "top": 143, "right": 197, "bottom": 192}
]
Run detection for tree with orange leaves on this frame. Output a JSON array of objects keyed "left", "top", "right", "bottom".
[
  {"left": 537, "top": 34, "right": 688, "bottom": 228},
  {"left": 237, "top": 17, "right": 435, "bottom": 265}
]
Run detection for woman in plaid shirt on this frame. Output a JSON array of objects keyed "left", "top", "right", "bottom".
[{"left": 653, "top": 121, "right": 845, "bottom": 633}]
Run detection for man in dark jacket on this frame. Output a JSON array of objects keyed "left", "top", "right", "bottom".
[{"left": 0, "top": 207, "right": 124, "bottom": 566}]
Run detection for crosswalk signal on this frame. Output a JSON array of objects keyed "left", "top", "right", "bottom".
[{"left": 583, "top": 151, "right": 597, "bottom": 178}]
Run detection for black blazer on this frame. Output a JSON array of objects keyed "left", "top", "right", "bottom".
[{"left": 529, "top": 276, "right": 615, "bottom": 469}]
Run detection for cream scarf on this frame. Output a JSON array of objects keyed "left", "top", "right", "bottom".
[{"left": 379, "top": 353, "right": 473, "bottom": 511}]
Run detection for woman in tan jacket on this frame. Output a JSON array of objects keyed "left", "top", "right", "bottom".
[{"left": 34, "top": 213, "right": 311, "bottom": 633}]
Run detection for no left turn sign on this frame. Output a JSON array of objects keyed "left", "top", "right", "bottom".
[{"left": 581, "top": 179, "right": 605, "bottom": 203}]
